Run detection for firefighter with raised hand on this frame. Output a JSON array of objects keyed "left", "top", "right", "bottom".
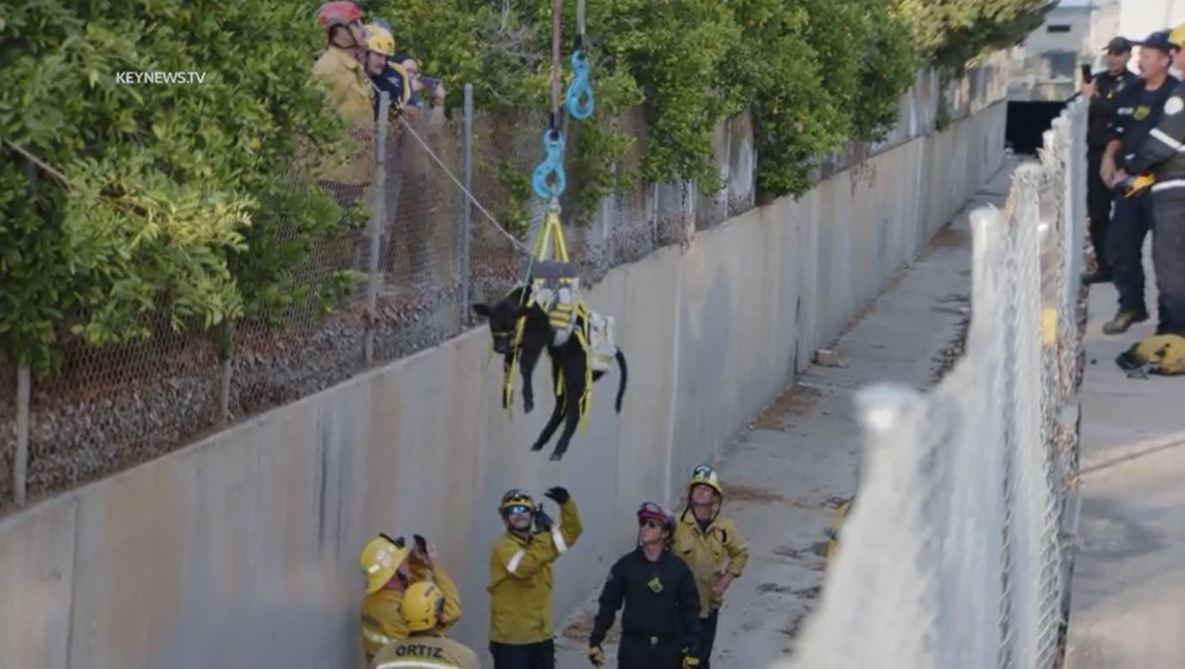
[
  {"left": 360, "top": 533, "right": 462, "bottom": 664},
  {"left": 488, "top": 487, "right": 583, "bottom": 668},
  {"left": 588, "top": 502, "right": 701, "bottom": 669},
  {"left": 369, "top": 581, "right": 480, "bottom": 669},
  {"left": 672, "top": 465, "right": 748, "bottom": 669}
]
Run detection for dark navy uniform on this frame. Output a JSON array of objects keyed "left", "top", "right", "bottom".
[
  {"left": 1086, "top": 67, "right": 1139, "bottom": 276},
  {"left": 589, "top": 548, "right": 701, "bottom": 669},
  {"left": 1128, "top": 81, "right": 1185, "bottom": 336},
  {"left": 369, "top": 63, "right": 411, "bottom": 121},
  {"left": 1105, "top": 72, "right": 1179, "bottom": 327}
]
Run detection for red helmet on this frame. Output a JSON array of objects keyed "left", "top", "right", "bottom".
[
  {"left": 637, "top": 501, "right": 674, "bottom": 531},
  {"left": 317, "top": 1, "right": 364, "bottom": 28}
]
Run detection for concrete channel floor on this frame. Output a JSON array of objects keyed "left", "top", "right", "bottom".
[
  {"left": 1064, "top": 244, "right": 1185, "bottom": 668},
  {"left": 550, "top": 161, "right": 1017, "bottom": 668}
]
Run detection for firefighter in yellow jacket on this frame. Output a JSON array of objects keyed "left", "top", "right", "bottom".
[
  {"left": 312, "top": 1, "right": 375, "bottom": 200},
  {"left": 369, "top": 581, "right": 480, "bottom": 669},
  {"left": 672, "top": 465, "right": 749, "bottom": 669},
  {"left": 360, "top": 533, "right": 462, "bottom": 663},
  {"left": 487, "top": 487, "right": 582, "bottom": 668}
]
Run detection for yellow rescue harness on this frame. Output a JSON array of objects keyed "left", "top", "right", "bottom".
[{"left": 502, "top": 205, "right": 594, "bottom": 430}]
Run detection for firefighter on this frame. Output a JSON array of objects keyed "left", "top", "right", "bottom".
[
  {"left": 360, "top": 534, "right": 462, "bottom": 664},
  {"left": 1099, "top": 30, "right": 1180, "bottom": 334},
  {"left": 587, "top": 502, "right": 701, "bottom": 669},
  {"left": 361, "top": 22, "right": 412, "bottom": 120},
  {"left": 1082, "top": 36, "right": 1139, "bottom": 284},
  {"left": 369, "top": 581, "right": 480, "bottom": 669},
  {"left": 1123, "top": 23, "right": 1185, "bottom": 342},
  {"left": 487, "top": 487, "right": 583, "bottom": 668},
  {"left": 671, "top": 465, "right": 748, "bottom": 669}
]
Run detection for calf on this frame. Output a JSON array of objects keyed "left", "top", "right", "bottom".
[{"left": 472, "top": 286, "right": 628, "bottom": 460}]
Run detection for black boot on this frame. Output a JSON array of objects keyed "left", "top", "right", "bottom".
[{"left": 1103, "top": 306, "right": 1150, "bottom": 335}]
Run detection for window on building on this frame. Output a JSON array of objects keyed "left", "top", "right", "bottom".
[
  {"left": 1047, "top": 24, "right": 1072, "bottom": 33},
  {"left": 1046, "top": 52, "right": 1077, "bottom": 79}
]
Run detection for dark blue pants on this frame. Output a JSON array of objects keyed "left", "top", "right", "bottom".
[
  {"left": 699, "top": 610, "right": 720, "bottom": 669},
  {"left": 617, "top": 634, "right": 681, "bottom": 669},
  {"left": 1152, "top": 191, "right": 1185, "bottom": 336},
  {"left": 489, "top": 639, "right": 555, "bottom": 669},
  {"left": 1087, "top": 147, "right": 1113, "bottom": 272},
  {"left": 1107, "top": 192, "right": 1155, "bottom": 311}
]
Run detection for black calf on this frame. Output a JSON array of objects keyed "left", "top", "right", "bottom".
[{"left": 472, "top": 286, "right": 628, "bottom": 460}]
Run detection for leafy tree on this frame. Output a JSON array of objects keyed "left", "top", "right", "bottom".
[
  {"left": 901, "top": 0, "right": 1056, "bottom": 73},
  {"left": 0, "top": 1, "right": 350, "bottom": 374}
]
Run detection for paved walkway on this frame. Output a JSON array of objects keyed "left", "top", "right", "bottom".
[
  {"left": 550, "top": 163, "right": 1014, "bottom": 668},
  {"left": 1064, "top": 249, "right": 1185, "bottom": 668}
]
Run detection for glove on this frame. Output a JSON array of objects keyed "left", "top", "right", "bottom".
[
  {"left": 544, "top": 486, "right": 571, "bottom": 504},
  {"left": 534, "top": 505, "right": 555, "bottom": 533},
  {"left": 588, "top": 645, "right": 604, "bottom": 666},
  {"left": 682, "top": 651, "right": 700, "bottom": 668}
]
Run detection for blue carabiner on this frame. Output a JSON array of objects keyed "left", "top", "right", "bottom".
[
  {"left": 531, "top": 129, "right": 567, "bottom": 200},
  {"left": 565, "top": 49, "right": 594, "bottom": 120}
]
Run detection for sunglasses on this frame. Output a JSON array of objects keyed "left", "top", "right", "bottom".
[
  {"left": 504, "top": 504, "right": 533, "bottom": 515},
  {"left": 639, "top": 519, "right": 664, "bottom": 529}
]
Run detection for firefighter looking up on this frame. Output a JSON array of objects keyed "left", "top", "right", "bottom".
[
  {"left": 488, "top": 487, "right": 583, "bottom": 668},
  {"left": 369, "top": 581, "right": 481, "bottom": 669},
  {"left": 672, "top": 465, "right": 749, "bottom": 669},
  {"left": 588, "top": 502, "right": 701, "bottom": 669},
  {"left": 360, "top": 534, "right": 462, "bottom": 663}
]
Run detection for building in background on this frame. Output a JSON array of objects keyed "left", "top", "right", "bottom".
[{"left": 1009, "top": 0, "right": 1108, "bottom": 103}]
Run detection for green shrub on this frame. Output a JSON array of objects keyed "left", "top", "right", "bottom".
[{"left": 0, "top": 0, "right": 349, "bottom": 373}]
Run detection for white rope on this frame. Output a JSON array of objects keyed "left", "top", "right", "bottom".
[{"left": 396, "top": 117, "right": 532, "bottom": 256}]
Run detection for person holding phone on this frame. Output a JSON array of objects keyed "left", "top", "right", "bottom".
[
  {"left": 1082, "top": 36, "right": 1139, "bottom": 286},
  {"left": 359, "top": 533, "right": 463, "bottom": 663}
]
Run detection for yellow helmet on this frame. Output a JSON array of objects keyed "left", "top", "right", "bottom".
[
  {"left": 364, "top": 23, "right": 396, "bottom": 57},
  {"left": 401, "top": 581, "right": 445, "bottom": 633},
  {"left": 689, "top": 464, "right": 723, "bottom": 497},
  {"left": 1170, "top": 23, "right": 1185, "bottom": 49},
  {"left": 359, "top": 534, "right": 409, "bottom": 595},
  {"left": 499, "top": 488, "right": 535, "bottom": 516}
]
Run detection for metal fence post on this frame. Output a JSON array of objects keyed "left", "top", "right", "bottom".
[
  {"left": 459, "top": 84, "right": 474, "bottom": 325},
  {"left": 365, "top": 92, "right": 392, "bottom": 365},
  {"left": 15, "top": 365, "right": 30, "bottom": 507}
]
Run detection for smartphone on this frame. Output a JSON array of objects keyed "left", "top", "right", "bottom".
[{"left": 1081, "top": 64, "right": 1094, "bottom": 84}]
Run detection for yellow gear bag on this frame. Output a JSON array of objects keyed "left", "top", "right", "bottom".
[{"left": 1128, "top": 334, "right": 1185, "bottom": 375}]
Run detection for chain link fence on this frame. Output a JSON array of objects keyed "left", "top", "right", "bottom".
[
  {"left": 0, "top": 63, "right": 999, "bottom": 511},
  {"left": 788, "top": 98, "right": 1088, "bottom": 669}
]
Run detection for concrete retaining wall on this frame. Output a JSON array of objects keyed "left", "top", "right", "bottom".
[{"left": 0, "top": 102, "right": 1007, "bottom": 669}]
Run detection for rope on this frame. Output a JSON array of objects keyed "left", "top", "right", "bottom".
[
  {"left": 396, "top": 117, "right": 532, "bottom": 256},
  {"left": 550, "top": 0, "right": 563, "bottom": 127},
  {"left": 3, "top": 139, "right": 70, "bottom": 186}
]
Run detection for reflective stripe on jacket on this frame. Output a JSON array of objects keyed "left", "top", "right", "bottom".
[{"left": 487, "top": 498, "right": 583, "bottom": 644}]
